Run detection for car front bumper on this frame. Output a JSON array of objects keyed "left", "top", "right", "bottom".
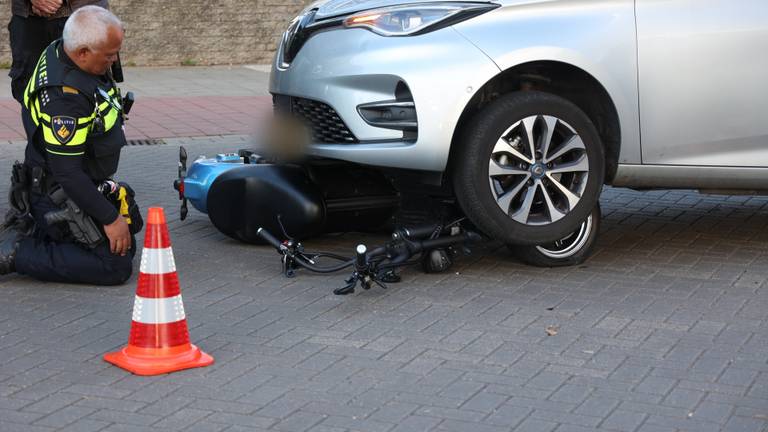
[{"left": 269, "top": 25, "right": 500, "bottom": 173}]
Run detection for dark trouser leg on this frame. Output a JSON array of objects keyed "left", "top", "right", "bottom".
[
  {"left": 7, "top": 15, "right": 67, "bottom": 104},
  {"left": 14, "top": 192, "right": 136, "bottom": 285}
]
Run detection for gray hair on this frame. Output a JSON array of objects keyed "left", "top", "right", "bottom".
[{"left": 62, "top": 6, "right": 123, "bottom": 52}]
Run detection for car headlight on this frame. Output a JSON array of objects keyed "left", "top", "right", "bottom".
[{"left": 343, "top": 2, "right": 498, "bottom": 37}]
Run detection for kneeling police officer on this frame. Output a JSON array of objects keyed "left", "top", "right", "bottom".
[{"left": 0, "top": 6, "right": 141, "bottom": 285}]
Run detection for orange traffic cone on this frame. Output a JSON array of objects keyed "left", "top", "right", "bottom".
[{"left": 104, "top": 207, "right": 214, "bottom": 375}]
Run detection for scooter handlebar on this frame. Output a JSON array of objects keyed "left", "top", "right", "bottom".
[
  {"left": 417, "top": 230, "right": 482, "bottom": 252},
  {"left": 257, "top": 227, "right": 284, "bottom": 250}
]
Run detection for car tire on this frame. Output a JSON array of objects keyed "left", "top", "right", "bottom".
[
  {"left": 452, "top": 91, "right": 605, "bottom": 245},
  {"left": 510, "top": 202, "right": 601, "bottom": 267}
]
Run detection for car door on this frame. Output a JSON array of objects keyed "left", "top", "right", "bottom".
[{"left": 636, "top": 0, "right": 768, "bottom": 167}]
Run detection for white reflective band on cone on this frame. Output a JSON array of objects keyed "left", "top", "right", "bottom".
[
  {"left": 132, "top": 295, "right": 186, "bottom": 324},
  {"left": 139, "top": 247, "right": 177, "bottom": 274}
]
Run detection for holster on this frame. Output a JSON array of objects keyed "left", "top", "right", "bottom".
[{"left": 45, "top": 186, "right": 105, "bottom": 249}]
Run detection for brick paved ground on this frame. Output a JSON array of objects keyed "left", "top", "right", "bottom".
[{"left": 0, "top": 67, "right": 767, "bottom": 432}]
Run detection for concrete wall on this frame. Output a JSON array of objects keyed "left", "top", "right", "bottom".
[{"left": 0, "top": 0, "right": 315, "bottom": 66}]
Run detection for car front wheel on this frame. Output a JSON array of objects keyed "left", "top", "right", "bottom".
[
  {"left": 510, "top": 202, "right": 601, "bottom": 267},
  {"left": 453, "top": 91, "right": 605, "bottom": 245}
]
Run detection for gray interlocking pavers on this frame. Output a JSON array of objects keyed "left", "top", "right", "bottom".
[
  {"left": 368, "top": 402, "right": 416, "bottom": 424},
  {"left": 689, "top": 401, "right": 734, "bottom": 425},
  {"left": 33, "top": 405, "right": 99, "bottom": 428},
  {"left": 574, "top": 396, "right": 621, "bottom": 419},
  {"left": 56, "top": 419, "right": 112, "bottom": 432},
  {"left": 513, "top": 417, "right": 559, "bottom": 432},
  {"left": 460, "top": 391, "right": 507, "bottom": 413},
  {"left": 530, "top": 408, "right": 602, "bottom": 428},
  {"left": 600, "top": 409, "right": 647, "bottom": 431}
]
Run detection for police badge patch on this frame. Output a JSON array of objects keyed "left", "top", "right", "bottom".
[{"left": 51, "top": 116, "right": 77, "bottom": 145}]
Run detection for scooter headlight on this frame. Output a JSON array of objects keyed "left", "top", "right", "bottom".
[{"left": 343, "top": 2, "right": 498, "bottom": 36}]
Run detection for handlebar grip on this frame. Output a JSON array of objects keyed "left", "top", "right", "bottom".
[
  {"left": 355, "top": 244, "right": 367, "bottom": 270},
  {"left": 256, "top": 227, "right": 284, "bottom": 250},
  {"left": 402, "top": 224, "right": 439, "bottom": 239}
]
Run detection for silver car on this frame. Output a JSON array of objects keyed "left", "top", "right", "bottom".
[{"left": 269, "top": 0, "right": 768, "bottom": 266}]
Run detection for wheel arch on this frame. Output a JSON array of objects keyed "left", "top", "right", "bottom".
[{"left": 448, "top": 60, "right": 622, "bottom": 184}]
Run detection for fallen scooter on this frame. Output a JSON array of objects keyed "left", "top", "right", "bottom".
[{"left": 172, "top": 146, "right": 482, "bottom": 294}]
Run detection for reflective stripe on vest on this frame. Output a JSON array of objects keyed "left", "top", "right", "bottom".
[{"left": 24, "top": 42, "right": 122, "bottom": 146}]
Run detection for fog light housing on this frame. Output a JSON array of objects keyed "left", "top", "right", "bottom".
[
  {"left": 357, "top": 81, "right": 418, "bottom": 141},
  {"left": 357, "top": 101, "right": 417, "bottom": 131}
]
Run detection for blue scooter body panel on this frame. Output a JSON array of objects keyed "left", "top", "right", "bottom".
[{"left": 184, "top": 153, "right": 244, "bottom": 213}]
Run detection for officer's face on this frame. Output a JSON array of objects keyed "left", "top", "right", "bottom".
[{"left": 79, "top": 25, "right": 124, "bottom": 76}]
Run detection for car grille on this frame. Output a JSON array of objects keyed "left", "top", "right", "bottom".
[{"left": 290, "top": 97, "right": 359, "bottom": 144}]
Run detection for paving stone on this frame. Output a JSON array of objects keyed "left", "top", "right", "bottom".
[
  {"left": 633, "top": 376, "right": 677, "bottom": 396},
  {"left": 320, "top": 415, "right": 394, "bottom": 432},
  {"left": 480, "top": 403, "right": 529, "bottom": 427},
  {"left": 460, "top": 391, "right": 507, "bottom": 413},
  {"left": 574, "top": 396, "right": 621, "bottom": 419},
  {"left": 661, "top": 388, "right": 705, "bottom": 410},
  {"left": 33, "top": 405, "right": 99, "bottom": 428},
  {"left": 688, "top": 401, "right": 733, "bottom": 424},
  {"left": 0, "top": 407, "right": 47, "bottom": 425},
  {"left": 56, "top": 419, "right": 112, "bottom": 432},
  {"left": 302, "top": 401, "right": 376, "bottom": 419},
  {"left": 525, "top": 372, "right": 571, "bottom": 391},
  {"left": 635, "top": 424, "right": 677, "bottom": 432},
  {"left": 722, "top": 416, "right": 768, "bottom": 432},
  {"left": 530, "top": 409, "right": 601, "bottom": 428},
  {"left": 366, "top": 402, "right": 415, "bottom": 424},
  {"left": 718, "top": 367, "right": 760, "bottom": 387},
  {"left": 151, "top": 408, "right": 213, "bottom": 430},
  {"left": 62, "top": 384, "right": 131, "bottom": 399},
  {"left": 188, "top": 399, "right": 256, "bottom": 415},
  {"left": 599, "top": 409, "right": 647, "bottom": 432},
  {"left": 206, "top": 412, "right": 276, "bottom": 429},
  {"left": 272, "top": 410, "right": 328, "bottom": 432},
  {"left": 643, "top": 414, "right": 721, "bottom": 432},
  {"left": 0, "top": 423, "right": 56, "bottom": 432},
  {"left": 513, "top": 417, "right": 559, "bottom": 432},
  {"left": 389, "top": 415, "right": 440, "bottom": 432},
  {"left": 548, "top": 384, "right": 593, "bottom": 405},
  {"left": 554, "top": 425, "right": 599, "bottom": 432},
  {"left": 416, "top": 406, "right": 485, "bottom": 423},
  {"left": 21, "top": 392, "right": 82, "bottom": 414}
]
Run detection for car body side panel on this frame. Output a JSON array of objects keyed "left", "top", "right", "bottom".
[
  {"left": 270, "top": 26, "right": 501, "bottom": 172},
  {"left": 636, "top": 0, "right": 768, "bottom": 167},
  {"left": 452, "top": 0, "right": 641, "bottom": 164}
]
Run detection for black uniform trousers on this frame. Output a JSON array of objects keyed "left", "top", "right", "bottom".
[
  {"left": 14, "top": 191, "right": 136, "bottom": 285},
  {"left": 7, "top": 14, "right": 67, "bottom": 103}
]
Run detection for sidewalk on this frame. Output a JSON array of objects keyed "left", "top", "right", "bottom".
[{"left": 0, "top": 65, "right": 273, "bottom": 141}]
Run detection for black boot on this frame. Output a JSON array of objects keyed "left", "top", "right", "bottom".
[{"left": 0, "top": 229, "right": 21, "bottom": 275}]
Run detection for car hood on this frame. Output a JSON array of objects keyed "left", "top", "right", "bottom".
[{"left": 309, "top": 0, "right": 497, "bottom": 20}]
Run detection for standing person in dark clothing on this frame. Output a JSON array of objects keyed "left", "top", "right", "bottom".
[
  {"left": 7, "top": 0, "right": 109, "bottom": 103},
  {"left": 0, "top": 6, "right": 141, "bottom": 285}
]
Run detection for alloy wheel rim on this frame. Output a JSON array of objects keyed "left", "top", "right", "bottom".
[
  {"left": 535, "top": 213, "right": 593, "bottom": 258},
  {"left": 488, "top": 115, "right": 589, "bottom": 226}
]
